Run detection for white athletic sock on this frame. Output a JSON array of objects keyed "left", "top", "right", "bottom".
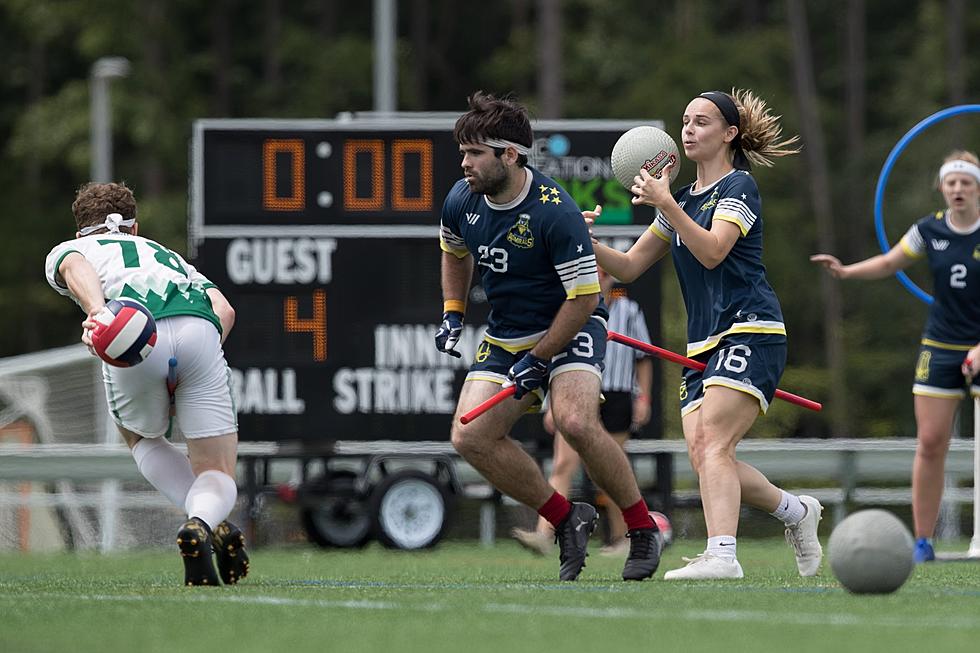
[
  {"left": 184, "top": 470, "right": 238, "bottom": 530},
  {"left": 771, "top": 490, "right": 807, "bottom": 526},
  {"left": 706, "top": 535, "right": 737, "bottom": 561},
  {"left": 131, "top": 437, "right": 196, "bottom": 510}
]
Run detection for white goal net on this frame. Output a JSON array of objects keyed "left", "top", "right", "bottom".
[{"left": 0, "top": 344, "right": 184, "bottom": 551}]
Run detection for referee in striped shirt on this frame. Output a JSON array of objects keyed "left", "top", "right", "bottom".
[{"left": 513, "top": 267, "right": 654, "bottom": 555}]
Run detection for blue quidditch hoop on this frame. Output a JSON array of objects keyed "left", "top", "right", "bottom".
[{"left": 874, "top": 104, "right": 980, "bottom": 305}]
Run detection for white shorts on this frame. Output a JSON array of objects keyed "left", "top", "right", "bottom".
[{"left": 102, "top": 316, "right": 237, "bottom": 439}]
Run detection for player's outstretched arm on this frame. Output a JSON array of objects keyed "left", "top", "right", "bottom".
[
  {"left": 59, "top": 253, "right": 106, "bottom": 315},
  {"left": 584, "top": 206, "right": 669, "bottom": 283},
  {"left": 206, "top": 288, "right": 236, "bottom": 343},
  {"left": 810, "top": 245, "right": 913, "bottom": 281}
]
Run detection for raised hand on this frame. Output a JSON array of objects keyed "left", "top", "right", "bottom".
[
  {"left": 631, "top": 164, "right": 675, "bottom": 208},
  {"left": 582, "top": 204, "right": 602, "bottom": 242},
  {"left": 810, "top": 254, "right": 846, "bottom": 279}
]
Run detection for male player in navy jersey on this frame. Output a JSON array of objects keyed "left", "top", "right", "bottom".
[{"left": 435, "top": 91, "right": 661, "bottom": 581}]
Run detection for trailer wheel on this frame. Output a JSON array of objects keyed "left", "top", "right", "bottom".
[
  {"left": 371, "top": 470, "right": 451, "bottom": 549},
  {"left": 300, "top": 470, "right": 372, "bottom": 548}
]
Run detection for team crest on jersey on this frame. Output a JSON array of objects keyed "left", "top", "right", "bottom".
[
  {"left": 972, "top": 245, "right": 980, "bottom": 261},
  {"left": 506, "top": 214, "right": 535, "bottom": 249},
  {"left": 915, "top": 350, "right": 931, "bottom": 382},
  {"left": 699, "top": 188, "right": 720, "bottom": 212}
]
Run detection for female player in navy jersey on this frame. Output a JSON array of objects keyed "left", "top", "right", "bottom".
[
  {"left": 588, "top": 89, "right": 822, "bottom": 579},
  {"left": 812, "top": 150, "right": 980, "bottom": 563}
]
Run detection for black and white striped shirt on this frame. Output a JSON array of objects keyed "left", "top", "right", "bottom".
[{"left": 603, "top": 294, "right": 651, "bottom": 392}]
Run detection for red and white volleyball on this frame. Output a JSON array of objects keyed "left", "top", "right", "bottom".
[
  {"left": 90, "top": 298, "right": 157, "bottom": 367},
  {"left": 650, "top": 511, "right": 673, "bottom": 547}
]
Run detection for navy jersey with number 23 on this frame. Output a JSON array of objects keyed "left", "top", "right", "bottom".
[{"left": 440, "top": 166, "right": 606, "bottom": 353}]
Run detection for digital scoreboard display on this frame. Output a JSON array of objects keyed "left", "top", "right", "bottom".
[{"left": 190, "top": 118, "right": 662, "bottom": 441}]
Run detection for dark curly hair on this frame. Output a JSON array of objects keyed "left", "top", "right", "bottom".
[
  {"left": 453, "top": 91, "right": 532, "bottom": 166},
  {"left": 72, "top": 182, "right": 137, "bottom": 232}
]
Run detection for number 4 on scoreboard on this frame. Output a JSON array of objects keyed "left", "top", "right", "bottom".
[{"left": 284, "top": 290, "right": 327, "bottom": 362}]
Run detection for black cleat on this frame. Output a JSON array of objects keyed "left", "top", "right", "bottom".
[
  {"left": 176, "top": 517, "right": 220, "bottom": 586},
  {"left": 622, "top": 526, "right": 662, "bottom": 581},
  {"left": 555, "top": 502, "right": 599, "bottom": 581},
  {"left": 213, "top": 520, "right": 250, "bottom": 585}
]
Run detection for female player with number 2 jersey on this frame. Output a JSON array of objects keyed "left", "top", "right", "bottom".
[
  {"left": 812, "top": 150, "right": 980, "bottom": 563},
  {"left": 588, "top": 89, "right": 823, "bottom": 580}
]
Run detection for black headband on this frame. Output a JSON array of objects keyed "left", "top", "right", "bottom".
[{"left": 699, "top": 91, "right": 751, "bottom": 170}]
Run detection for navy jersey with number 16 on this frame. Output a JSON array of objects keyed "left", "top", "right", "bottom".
[{"left": 440, "top": 166, "right": 607, "bottom": 352}]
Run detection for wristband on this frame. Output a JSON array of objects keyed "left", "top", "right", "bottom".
[{"left": 443, "top": 299, "right": 466, "bottom": 314}]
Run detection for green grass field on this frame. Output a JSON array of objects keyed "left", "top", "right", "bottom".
[{"left": 1, "top": 538, "right": 979, "bottom": 653}]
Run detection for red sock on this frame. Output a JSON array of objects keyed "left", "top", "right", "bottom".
[
  {"left": 622, "top": 499, "right": 655, "bottom": 531},
  {"left": 537, "top": 492, "right": 572, "bottom": 528}
]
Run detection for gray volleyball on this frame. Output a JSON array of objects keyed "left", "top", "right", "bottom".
[
  {"left": 828, "top": 509, "right": 914, "bottom": 594},
  {"left": 610, "top": 125, "right": 681, "bottom": 190}
]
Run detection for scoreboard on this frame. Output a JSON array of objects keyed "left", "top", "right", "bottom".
[{"left": 189, "top": 117, "right": 663, "bottom": 442}]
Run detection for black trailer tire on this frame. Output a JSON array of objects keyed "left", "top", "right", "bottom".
[
  {"left": 300, "top": 470, "right": 373, "bottom": 548},
  {"left": 371, "top": 470, "right": 452, "bottom": 550}
]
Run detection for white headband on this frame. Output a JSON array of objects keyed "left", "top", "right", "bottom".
[
  {"left": 482, "top": 138, "right": 530, "bottom": 156},
  {"left": 79, "top": 212, "right": 136, "bottom": 236},
  {"left": 939, "top": 160, "right": 980, "bottom": 184}
]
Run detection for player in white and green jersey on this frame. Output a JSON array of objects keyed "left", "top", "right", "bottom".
[
  {"left": 46, "top": 224, "right": 222, "bottom": 331},
  {"left": 592, "top": 89, "right": 822, "bottom": 581},
  {"left": 44, "top": 182, "right": 247, "bottom": 586},
  {"left": 813, "top": 150, "right": 980, "bottom": 563}
]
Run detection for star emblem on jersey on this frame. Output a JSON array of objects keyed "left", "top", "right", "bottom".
[
  {"left": 506, "top": 214, "right": 535, "bottom": 249},
  {"left": 741, "top": 193, "right": 747, "bottom": 200},
  {"left": 540, "top": 186, "right": 561, "bottom": 204},
  {"left": 576, "top": 244, "right": 583, "bottom": 253}
]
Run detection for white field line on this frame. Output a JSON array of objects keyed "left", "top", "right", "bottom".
[{"left": 0, "top": 592, "right": 978, "bottom": 630}]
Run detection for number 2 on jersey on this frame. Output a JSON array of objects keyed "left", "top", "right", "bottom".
[{"left": 950, "top": 263, "right": 967, "bottom": 289}]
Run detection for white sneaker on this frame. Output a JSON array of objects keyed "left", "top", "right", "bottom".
[
  {"left": 663, "top": 552, "right": 744, "bottom": 580},
  {"left": 785, "top": 494, "right": 823, "bottom": 576}
]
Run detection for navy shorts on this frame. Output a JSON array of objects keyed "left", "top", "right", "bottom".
[
  {"left": 679, "top": 335, "right": 786, "bottom": 416},
  {"left": 467, "top": 316, "right": 606, "bottom": 403},
  {"left": 913, "top": 343, "right": 980, "bottom": 399}
]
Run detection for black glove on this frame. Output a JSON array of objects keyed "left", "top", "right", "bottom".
[
  {"left": 507, "top": 352, "right": 551, "bottom": 399},
  {"left": 434, "top": 311, "right": 464, "bottom": 358}
]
